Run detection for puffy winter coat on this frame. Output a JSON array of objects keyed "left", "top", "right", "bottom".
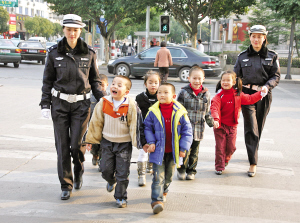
[{"left": 143, "top": 100, "right": 193, "bottom": 167}]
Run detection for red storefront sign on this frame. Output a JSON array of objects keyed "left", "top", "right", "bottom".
[{"left": 9, "top": 14, "right": 17, "bottom": 35}]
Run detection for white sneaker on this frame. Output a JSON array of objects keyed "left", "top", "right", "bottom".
[
  {"left": 186, "top": 173, "right": 195, "bottom": 180},
  {"left": 177, "top": 171, "right": 186, "bottom": 180}
]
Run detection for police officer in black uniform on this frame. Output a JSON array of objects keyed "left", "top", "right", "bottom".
[
  {"left": 234, "top": 25, "right": 280, "bottom": 177},
  {"left": 39, "top": 14, "right": 104, "bottom": 199}
]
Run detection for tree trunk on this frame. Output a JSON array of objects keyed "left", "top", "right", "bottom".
[
  {"left": 191, "top": 32, "right": 197, "bottom": 49},
  {"left": 295, "top": 35, "right": 300, "bottom": 58},
  {"left": 286, "top": 17, "right": 296, "bottom": 80},
  {"left": 104, "top": 38, "right": 110, "bottom": 63}
]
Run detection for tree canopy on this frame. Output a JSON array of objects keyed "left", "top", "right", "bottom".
[
  {"left": 0, "top": 6, "right": 9, "bottom": 34},
  {"left": 24, "top": 17, "right": 54, "bottom": 38}
]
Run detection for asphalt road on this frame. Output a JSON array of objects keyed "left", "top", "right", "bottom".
[{"left": 0, "top": 61, "right": 300, "bottom": 223}]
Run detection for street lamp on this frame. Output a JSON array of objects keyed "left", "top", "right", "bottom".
[{"left": 235, "top": 23, "right": 242, "bottom": 51}]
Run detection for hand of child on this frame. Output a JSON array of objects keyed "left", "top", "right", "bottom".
[
  {"left": 147, "top": 144, "right": 156, "bottom": 153},
  {"left": 213, "top": 121, "right": 219, "bottom": 129},
  {"left": 260, "top": 86, "right": 268, "bottom": 98},
  {"left": 86, "top": 143, "right": 92, "bottom": 152},
  {"left": 179, "top": 151, "right": 186, "bottom": 158},
  {"left": 143, "top": 144, "right": 149, "bottom": 153}
]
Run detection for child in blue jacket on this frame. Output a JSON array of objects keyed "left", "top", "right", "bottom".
[{"left": 143, "top": 83, "right": 193, "bottom": 214}]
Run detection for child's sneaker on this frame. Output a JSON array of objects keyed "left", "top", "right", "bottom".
[
  {"left": 186, "top": 173, "right": 195, "bottom": 180},
  {"left": 215, "top": 170, "right": 223, "bottom": 175},
  {"left": 151, "top": 201, "right": 164, "bottom": 214},
  {"left": 177, "top": 171, "right": 186, "bottom": 180},
  {"left": 163, "top": 193, "right": 167, "bottom": 202},
  {"left": 116, "top": 199, "right": 127, "bottom": 208},
  {"left": 106, "top": 182, "right": 116, "bottom": 192}
]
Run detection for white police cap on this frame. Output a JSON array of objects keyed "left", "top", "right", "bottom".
[
  {"left": 60, "top": 14, "right": 86, "bottom": 28},
  {"left": 248, "top": 25, "right": 268, "bottom": 35}
]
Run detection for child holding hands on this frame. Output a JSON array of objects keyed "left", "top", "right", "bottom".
[
  {"left": 143, "top": 83, "right": 193, "bottom": 214},
  {"left": 210, "top": 71, "right": 268, "bottom": 175}
]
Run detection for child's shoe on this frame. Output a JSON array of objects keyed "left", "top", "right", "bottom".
[
  {"left": 116, "top": 199, "right": 127, "bottom": 208},
  {"left": 215, "top": 170, "right": 223, "bottom": 175},
  {"left": 106, "top": 182, "right": 116, "bottom": 192},
  {"left": 177, "top": 171, "right": 186, "bottom": 180},
  {"left": 186, "top": 173, "right": 195, "bottom": 180},
  {"left": 151, "top": 201, "right": 164, "bottom": 214},
  {"left": 163, "top": 193, "right": 167, "bottom": 202}
]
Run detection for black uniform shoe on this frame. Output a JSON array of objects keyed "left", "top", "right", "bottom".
[
  {"left": 61, "top": 191, "right": 71, "bottom": 200},
  {"left": 74, "top": 176, "right": 83, "bottom": 189}
]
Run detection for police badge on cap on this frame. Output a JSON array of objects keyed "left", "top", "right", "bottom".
[
  {"left": 248, "top": 25, "right": 268, "bottom": 35},
  {"left": 60, "top": 14, "right": 86, "bottom": 28}
]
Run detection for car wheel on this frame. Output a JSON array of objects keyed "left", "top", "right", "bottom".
[
  {"left": 14, "top": 62, "right": 20, "bottom": 68},
  {"left": 179, "top": 67, "right": 190, "bottom": 82},
  {"left": 4, "top": 63, "right": 7, "bottom": 66},
  {"left": 116, "top": 64, "right": 130, "bottom": 77},
  {"left": 42, "top": 58, "right": 45, "bottom": 65}
]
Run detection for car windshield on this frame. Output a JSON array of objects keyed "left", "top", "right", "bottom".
[
  {"left": 0, "top": 40, "right": 15, "bottom": 47},
  {"left": 140, "top": 47, "right": 160, "bottom": 58},
  {"left": 19, "top": 42, "right": 44, "bottom": 48},
  {"left": 188, "top": 47, "right": 207, "bottom": 57}
]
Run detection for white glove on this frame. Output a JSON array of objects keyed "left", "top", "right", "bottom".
[
  {"left": 260, "top": 86, "right": 268, "bottom": 98},
  {"left": 41, "top": 109, "right": 51, "bottom": 119}
]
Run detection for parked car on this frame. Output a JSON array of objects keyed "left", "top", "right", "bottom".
[
  {"left": 18, "top": 41, "right": 47, "bottom": 64},
  {"left": 46, "top": 42, "right": 57, "bottom": 50},
  {"left": 107, "top": 46, "right": 222, "bottom": 82},
  {"left": 0, "top": 39, "right": 21, "bottom": 68}
]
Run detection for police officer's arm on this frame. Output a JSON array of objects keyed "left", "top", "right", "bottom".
[
  {"left": 233, "top": 56, "right": 243, "bottom": 79},
  {"left": 39, "top": 52, "right": 56, "bottom": 109},
  {"left": 89, "top": 51, "right": 104, "bottom": 101},
  {"left": 265, "top": 54, "right": 280, "bottom": 90}
]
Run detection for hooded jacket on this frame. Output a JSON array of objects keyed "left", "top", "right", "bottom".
[
  {"left": 40, "top": 37, "right": 103, "bottom": 109},
  {"left": 210, "top": 89, "right": 262, "bottom": 126},
  {"left": 143, "top": 100, "right": 193, "bottom": 167}
]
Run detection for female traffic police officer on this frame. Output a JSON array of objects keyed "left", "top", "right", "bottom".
[
  {"left": 39, "top": 14, "right": 104, "bottom": 200},
  {"left": 234, "top": 25, "right": 280, "bottom": 177}
]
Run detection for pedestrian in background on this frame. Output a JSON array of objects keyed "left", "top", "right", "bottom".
[
  {"left": 90, "top": 74, "right": 109, "bottom": 168},
  {"left": 176, "top": 66, "right": 214, "bottom": 180},
  {"left": 127, "top": 43, "right": 133, "bottom": 56},
  {"left": 150, "top": 40, "right": 154, "bottom": 47},
  {"left": 154, "top": 41, "right": 173, "bottom": 83},
  {"left": 197, "top": 39, "right": 204, "bottom": 53},
  {"left": 143, "top": 83, "right": 193, "bottom": 214},
  {"left": 233, "top": 25, "right": 280, "bottom": 177},
  {"left": 156, "top": 41, "right": 160, "bottom": 47},
  {"left": 85, "top": 75, "right": 142, "bottom": 208},
  {"left": 135, "top": 70, "right": 161, "bottom": 186},
  {"left": 211, "top": 71, "right": 267, "bottom": 175},
  {"left": 39, "top": 14, "right": 104, "bottom": 200},
  {"left": 122, "top": 43, "right": 127, "bottom": 56}
]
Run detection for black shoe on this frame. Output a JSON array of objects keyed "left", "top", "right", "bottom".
[
  {"left": 61, "top": 191, "right": 71, "bottom": 200},
  {"left": 74, "top": 176, "right": 83, "bottom": 189}
]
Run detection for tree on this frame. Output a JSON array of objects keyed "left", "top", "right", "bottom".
[
  {"left": 262, "top": 0, "right": 300, "bottom": 79},
  {"left": 53, "top": 22, "right": 64, "bottom": 37},
  {"left": 47, "top": 0, "right": 156, "bottom": 62},
  {"left": 25, "top": 17, "right": 54, "bottom": 38},
  {"left": 155, "top": 0, "right": 256, "bottom": 48},
  {"left": 0, "top": 6, "right": 9, "bottom": 34}
]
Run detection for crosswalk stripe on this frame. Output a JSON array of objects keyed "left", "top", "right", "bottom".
[{"left": 0, "top": 135, "right": 54, "bottom": 143}]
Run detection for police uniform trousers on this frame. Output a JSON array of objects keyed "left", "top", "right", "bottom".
[
  {"left": 241, "top": 88, "right": 272, "bottom": 165},
  {"left": 51, "top": 96, "right": 90, "bottom": 191}
]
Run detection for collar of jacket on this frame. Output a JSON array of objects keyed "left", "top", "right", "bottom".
[
  {"left": 57, "top": 37, "right": 89, "bottom": 54},
  {"left": 182, "top": 84, "right": 208, "bottom": 96},
  {"left": 103, "top": 95, "right": 129, "bottom": 107},
  {"left": 148, "top": 100, "right": 187, "bottom": 127},
  {"left": 247, "top": 44, "right": 268, "bottom": 58}
]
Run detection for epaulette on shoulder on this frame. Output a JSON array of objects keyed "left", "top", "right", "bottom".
[
  {"left": 88, "top": 45, "right": 96, "bottom": 53},
  {"left": 48, "top": 44, "right": 58, "bottom": 53},
  {"left": 237, "top": 50, "right": 247, "bottom": 57}
]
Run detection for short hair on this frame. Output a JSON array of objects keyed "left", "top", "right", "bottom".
[
  {"left": 198, "top": 39, "right": 202, "bottom": 44},
  {"left": 159, "top": 83, "right": 176, "bottom": 94},
  {"left": 189, "top": 66, "right": 205, "bottom": 77},
  {"left": 99, "top": 74, "right": 108, "bottom": 83},
  {"left": 161, "top": 41, "right": 166, "bottom": 47},
  {"left": 114, "top": 75, "right": 132, "bottom": 90},
  {"left": 150, "top": 40, "right": 154, "bottom": 45},
  {"left": 144, "top": 70, "right": 161, "bottom": 85}
]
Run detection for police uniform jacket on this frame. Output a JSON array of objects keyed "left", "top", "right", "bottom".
[
  {"left": 234, "top": 44, "right": 280, "bottom": 91},
  {"left": 40, "top": 37, "right": 103, "bottom": 109}
]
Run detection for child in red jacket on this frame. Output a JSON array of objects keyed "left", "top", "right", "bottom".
[{"left": 210, "top": 71, "right": 268, "bottom": 175}]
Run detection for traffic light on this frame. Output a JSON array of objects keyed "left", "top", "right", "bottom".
[
  {"left": 160, "top": 15, "right": 170, "bottom": 34},
  {"left": 83, "top": 20, "right": 91, "bottom": 32}
]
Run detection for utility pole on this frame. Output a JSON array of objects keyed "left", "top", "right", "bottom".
[{"left": 286, "top": 17, "right": 295, "bottom": 80}]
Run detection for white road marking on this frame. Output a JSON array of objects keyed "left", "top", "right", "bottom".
[{"left": 0, "top": 135, "right": 54, "bottom": 143}]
